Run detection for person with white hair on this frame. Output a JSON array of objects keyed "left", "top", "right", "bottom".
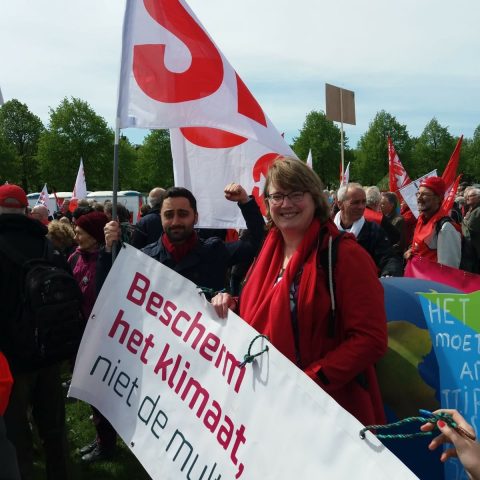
[
  {"left": 131, "top": 186, "right": 165, "bottom": 249},
  {"left": 335, "top": 183, "right": 403, "bottom": 277},
  {"left": 31, "top": 204, "right": 50, "bottom": 225},
  {"left": 461, "top": 186, "right": 480, "bottom": 273}
]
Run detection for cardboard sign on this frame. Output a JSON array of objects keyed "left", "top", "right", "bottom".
[{"left": 70, "top": 245, "right": 416, "bottom": 479}]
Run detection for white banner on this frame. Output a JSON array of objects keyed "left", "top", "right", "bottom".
[
  {"left": 70, "top": 245, "right": 416, "bottom": 480},
  {"left": 399, "top": 169, "right": 437, "bottom": 218},
  {"left": 171, "top": 127, "right": 292, "bottom": 228}
]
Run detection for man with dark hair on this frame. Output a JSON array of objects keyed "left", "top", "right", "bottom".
[
  {"left": 101, "top": 184, "right": 265, "bottom": 294},
  {"left": 131, "top": 187, "right": 165, "bottom": 249},
  {"left": 0, "top": 184, "right": 71, "bottom": 479},
  {"left": 405, "top": 176, "right": 461, "bottom": 268}
]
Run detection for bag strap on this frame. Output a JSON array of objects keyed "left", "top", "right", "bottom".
[{"left": 318, "top": 231, "right": 345, "bottom": 338}]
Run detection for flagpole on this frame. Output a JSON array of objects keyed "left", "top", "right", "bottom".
[
  {"left": 112, "top": 117, "right": 120, "bottom": 260},
  {"left": 340, "top": 89, "right": 345, "bottom": 185}
]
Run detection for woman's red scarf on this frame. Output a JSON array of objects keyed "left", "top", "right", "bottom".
[
  {"left": 240, "top": 218, "right": 326, "bottom": 364},
  {"left": 162, "top": 231, "right": 198, "bottom": 263}
]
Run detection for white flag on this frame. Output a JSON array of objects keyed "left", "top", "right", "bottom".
[
  {"left": 306, "top": 149, "right": 313, "bottom": 169},
  {"left": 341, "top": 162, "right": 350, "bottom": 186},
  {"left": 36, "top": 183, "right": 55, "bottom": 215},
  {"left": 117, "top": 0, "right": 291, "bottom": 155},
  {"left": 171, "top": 127, "right": 292, "bottom": 228},
  {"left": 72, "top": 158, "right": 88, "bottom": 200}
]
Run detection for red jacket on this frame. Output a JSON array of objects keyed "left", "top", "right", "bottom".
[
  {"left": 241, "top": 220, "right": 387, "bottom": 425},
  {"left": 304, "top": 226, "right": 387, "bottom": 425}
]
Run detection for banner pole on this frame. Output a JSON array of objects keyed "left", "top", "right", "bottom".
[
  {"left": 112, "top": 117, "right": 120, "bottom": 261},
  {"left": 340, "top": 89, "right": 345, "bottom": 185}
]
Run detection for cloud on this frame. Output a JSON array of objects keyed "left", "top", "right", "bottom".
[{"left": 1, "top": 0, "right": 478, "bottom": 149}]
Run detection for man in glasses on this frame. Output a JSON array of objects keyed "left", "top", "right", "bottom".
[{"left": 405, "top": 176, "right": 461, "bottom": 268}]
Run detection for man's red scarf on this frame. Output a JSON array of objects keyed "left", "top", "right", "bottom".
[
  {"left": 162, "top": 231, "right": 198, "bottom": 263},
  {"left": 240, "top": 218, "right": 339, "bottom": 365}
]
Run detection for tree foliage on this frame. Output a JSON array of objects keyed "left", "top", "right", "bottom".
[
  {"left": 0, "top": 132, "right": 17, "bottom": 183},
  {"left": 135, "top": 130, "right": 173, "bottom": 191},
  {"left": 463, "top": 124, "right": 480, "bottom": 182},
  {"left": 411, "top": 118, "right": 456, "bottom": 179},
  {"left": 292, "top": 111, "right": 346, "bottom": 188},
  {"left": 355, "top": 110, "right": 411, "bottom": 185},
  {"left": 0, "top": 99, "right": 44, "bottom": 191},
  {"left": 36, "top": 97, "right": 116, "bottom": 192}
]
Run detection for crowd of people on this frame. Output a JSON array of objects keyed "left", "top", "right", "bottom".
[{"left": 0, "top": 156, "right": 479, "bottom": 479}]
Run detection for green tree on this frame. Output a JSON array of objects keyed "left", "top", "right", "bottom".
[
  {"left": 292, "top": 110, "right": 346, "bottom": 188},
  {"left": 0, "top": 99, "right": 44, "bottom": 191},
  {"left": 0, "top": 132, "right": 17, "bottom": 183},
  {"left": 37, "top": 97, "right": 115, "bottom": 192},
  {"left": 411, "top": 118, "right": 456, "bottom": 179},
  {"left": 464, "top": 125, "right": 480, "bottom": 182},
  {"left": 135, "top": 129, "right": 173, "bottom": 191},
  {"left": 355, "top": 110, "right": 411, "bottom": 186},
  {"left": 117, "top": 135, "right": 139, "bottom": 190}
]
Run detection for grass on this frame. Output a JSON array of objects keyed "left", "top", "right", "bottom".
[{"left": 32, "top": 371, "right": 151, "bottom": 480}]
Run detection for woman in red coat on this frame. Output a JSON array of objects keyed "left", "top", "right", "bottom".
[{"left": 212, "top": 156, "right": 387, "bottom": 425}]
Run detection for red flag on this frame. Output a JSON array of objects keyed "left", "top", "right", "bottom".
[
  {"left": 388, "top": 136, "right": 411, "bottom": 194},
  {"left": 440, "top": 174, "right": 462, "bottom": 216},
  {"left": 441, "top": 135, "right": 463, "bottom": 192}
]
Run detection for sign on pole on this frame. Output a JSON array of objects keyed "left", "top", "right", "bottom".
[
  {"left": 325, "top": 84, "right": 356, "bottom": 183},
  {"left": 325, "top": 84, "right": 356, "bottom": 125},
  {"left": 70, "top": 245, "right": 416, "bottom": 480}
]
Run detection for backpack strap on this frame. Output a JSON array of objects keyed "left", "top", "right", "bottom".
[
  {"left": 435, "top": 216, "right": 452, "bottom": 236},
  {"left": 318, "top": 231, "right": 345, "bottom": 338}
]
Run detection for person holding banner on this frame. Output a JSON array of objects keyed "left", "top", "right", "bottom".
[
  {"left": 421, "top": 409, "right": 480, "bottom": 480},
  {"left": 101, "top": 185, "right": 265, "bottom": 296},
  {"left": 212, "top": 157, "right": 387, "bottom": 426},
  {"left": 404, "top": 176, "right": 461, "bottom": 268}
]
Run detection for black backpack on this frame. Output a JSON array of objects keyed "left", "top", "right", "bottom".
[{"left": 0, "top": 237, "right": 85, "bottom": 364}]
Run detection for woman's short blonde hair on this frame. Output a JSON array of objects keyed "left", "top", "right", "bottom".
[
  {"left": 263, "top": 156, "right": 330, "bottom": 224},
  {"left": 47, "top": 220, "right": 75, "bottom": 249}
]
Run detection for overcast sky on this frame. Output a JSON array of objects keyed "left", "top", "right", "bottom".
[{"left": 1, "top": 0, "right": 479, "bottom": 149}]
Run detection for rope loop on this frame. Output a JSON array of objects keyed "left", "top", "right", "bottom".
[
  {"left": 359, "top": 409, "right": 474, "bottom": 440},
  {"left": 238, "top": 334, "right": 270, "bottom": 368}
]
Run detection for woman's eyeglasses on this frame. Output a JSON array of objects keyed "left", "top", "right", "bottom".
[{"left": 266, "top": 191, "right": 306, "bottom": 205}]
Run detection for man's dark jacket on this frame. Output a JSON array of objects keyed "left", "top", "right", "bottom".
[
  {"left": 98, "top": 198, "right": 265, "bottom": 294},
  {"left": 356, "top": 220, "right": 403, "bottom": 277},
  {"left": 0, "top": 214, "right": 69, "bottom": 372},
  {"left": 131, "top": 207, "right": 163, "bottom": 249}
]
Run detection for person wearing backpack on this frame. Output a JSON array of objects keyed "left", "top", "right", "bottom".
[
  {"left": 404, "top": 176, "right": 461, "bottom": 268},
  {"left": 212, "top": 157, "right": 387, "bottom": 426},
  {"left": 0, "top": 184, "right": 73, "bottom": 480},
  {"left": 460, "top": 186, "right": 480, "bottom": 273}
]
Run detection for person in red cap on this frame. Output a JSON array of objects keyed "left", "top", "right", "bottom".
[
  {"left": 404, "top": 176, "right": 461, "bottom": 267},
  {"left": 0, "top": 184, "right": 71, "bottom": 479}
]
